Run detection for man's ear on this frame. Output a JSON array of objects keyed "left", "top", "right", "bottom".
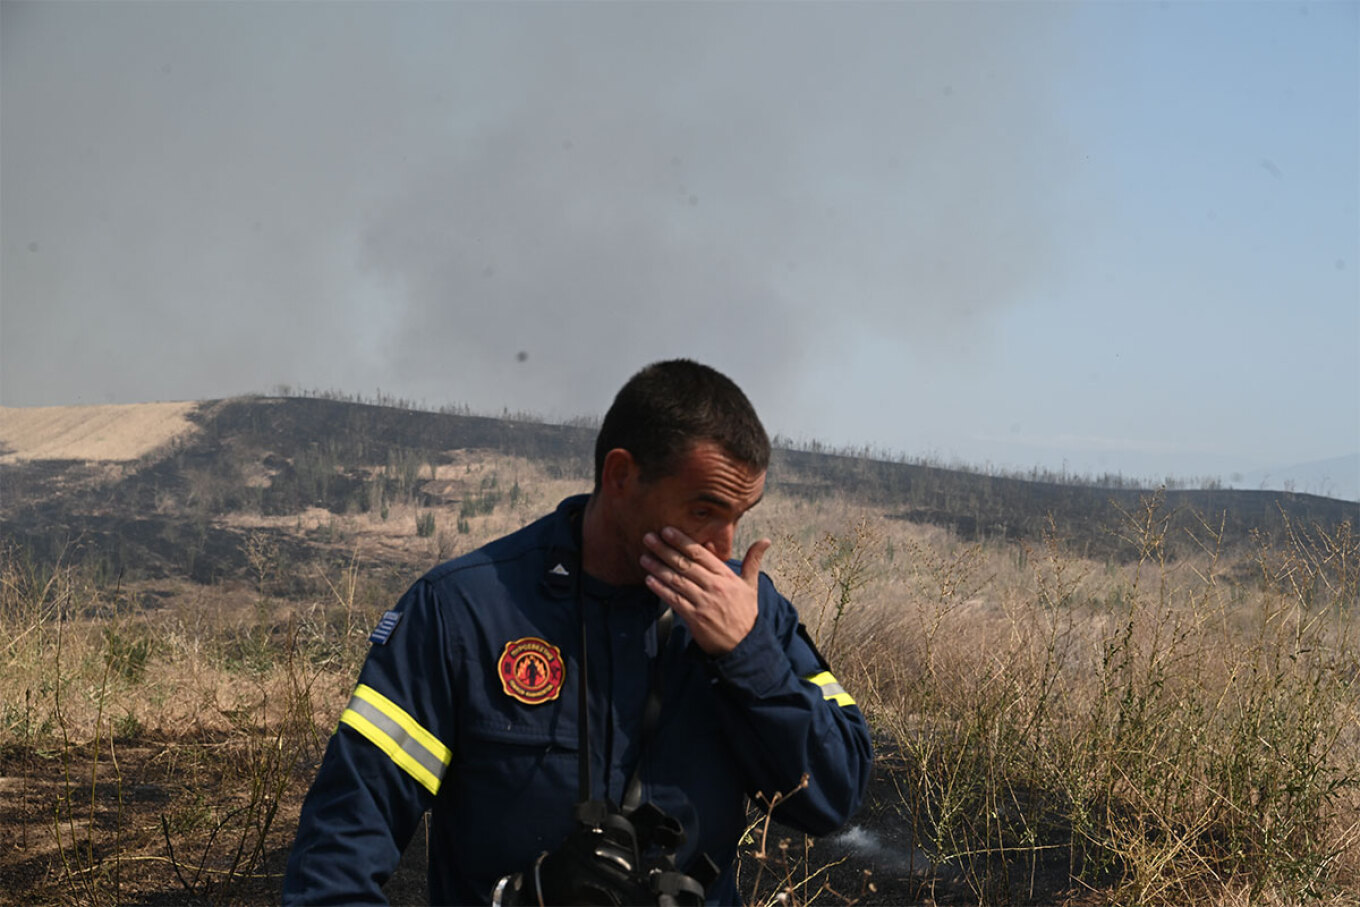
[{"left": 598, "top": 448, "right": 638, "bottom": 497}]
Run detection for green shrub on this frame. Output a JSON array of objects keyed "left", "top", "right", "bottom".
[{"left": 103, "top": 625, "right": 153, "bottom": 684}]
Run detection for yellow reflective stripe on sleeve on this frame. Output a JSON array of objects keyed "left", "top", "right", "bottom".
[
  {"left": 805, "top": 670, "right": 856, "bottom": 707},
  {"left": 338, "top": 684, "right": 451, "bottom": 795}
]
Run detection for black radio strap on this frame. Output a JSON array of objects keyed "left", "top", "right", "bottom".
[
  {"left": 623, "top": 607, "right": 673, "bottom": 813},
  {"left": 574, "top": 568, "right": 673, "bottom": 812},
  {"left": 575, "top": 575, "right": 592, "bottom": 804}
]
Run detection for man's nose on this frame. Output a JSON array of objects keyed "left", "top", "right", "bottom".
[{"left": 703, "top": 523, "right": 736, "bottom": 562}]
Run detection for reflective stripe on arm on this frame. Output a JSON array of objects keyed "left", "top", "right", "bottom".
[
  {"left": 804, "top": 670, "right": 855, "bottom": 707},
  {"left": 339, "top": 684, "right": 452, "bottom": 795}
]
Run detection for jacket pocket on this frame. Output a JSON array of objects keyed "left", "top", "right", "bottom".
[
  {"left": 454, "top": 720, "right": 579, "bottom": 794},
  {"left": 448, "top": 721, "right": 582, "bottom": 854}
]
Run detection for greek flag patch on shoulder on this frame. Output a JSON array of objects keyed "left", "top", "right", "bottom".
[{"left": 369, "top": 610, "right": 403, "bottom": 645}]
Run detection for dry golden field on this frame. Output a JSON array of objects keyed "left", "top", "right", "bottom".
[{"left": 0, "top": 403, "right": 199, "bottom": 465}]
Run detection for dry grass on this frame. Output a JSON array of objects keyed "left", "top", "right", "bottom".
[
  {"left": 1, "top": 470, "right": 1357, "bottom": 905},
  {"left": 756, "top": 496, "right": 1360, "bottom": 905}
]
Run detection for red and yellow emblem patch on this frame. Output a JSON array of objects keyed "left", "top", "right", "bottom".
[{"left": 498, "top": 637, "right": 565, "bottom": 705}]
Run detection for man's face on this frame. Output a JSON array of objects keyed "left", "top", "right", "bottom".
[{"left": 615, "top": 440, "right": 766, "bottom": 570}]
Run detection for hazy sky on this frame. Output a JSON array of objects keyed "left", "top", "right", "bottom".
[{"left": 3, "top": 1, "right": 1357, "bottom": 490}]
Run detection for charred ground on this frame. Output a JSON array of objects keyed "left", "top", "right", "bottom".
[{"left": 4, "top": 395, "right": 1354, "bottom": 585}]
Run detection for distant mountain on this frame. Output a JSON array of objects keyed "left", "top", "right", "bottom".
[{"left": 1232, "top": 454, "right": 1360, "bottom": 502}]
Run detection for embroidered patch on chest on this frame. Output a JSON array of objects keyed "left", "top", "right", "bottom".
[{"left": 498, "top": 637, "right": 566, "bottom": 705}]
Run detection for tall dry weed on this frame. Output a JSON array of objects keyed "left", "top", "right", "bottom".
[{"left": 838, "top": 494, "right": 1360, "bottom": 904}]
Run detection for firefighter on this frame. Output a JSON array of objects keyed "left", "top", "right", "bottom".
[{"left": 283, "top": 359, "right": 872, "bottom": 905}]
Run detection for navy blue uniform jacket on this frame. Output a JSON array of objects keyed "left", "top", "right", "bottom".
[{"left": 283, "top": 495, "right": 873, "bottom": 905}]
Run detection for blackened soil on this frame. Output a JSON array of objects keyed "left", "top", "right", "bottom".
[{"left": 0, "top": 738, "right": 1099, "bottom": 906}]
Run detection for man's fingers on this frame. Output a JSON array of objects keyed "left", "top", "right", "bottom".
[
  {"left": 640, "top": 552, "right": 696, "bottom": 590},
  {"left": 742, "top": 538, "right": 773, "bottom": 584},
  {"left": 657, "top": 527, "right": 722, "bottom": 567},
  {"left": 646, "top": 529, "right": 720, "bottom": 578},
  {"left": 644, "top": 572, "right": 688, "bottom": 609},
  {"left": 641, "top": 528, "right": 764, "bottom": 657}
]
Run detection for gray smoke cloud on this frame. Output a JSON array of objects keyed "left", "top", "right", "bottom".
[{"left": 3, "top": 1, "right": 1072, "bottom": 432}]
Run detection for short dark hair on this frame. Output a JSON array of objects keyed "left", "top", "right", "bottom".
[{"left": 593, "top": 359, "right": 770, "bottom": 489}]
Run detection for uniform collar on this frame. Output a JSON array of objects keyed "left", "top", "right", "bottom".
[
  {"left": 540, "top": 494, "right": 655, "bottom": 606},
  {"left": 539, "top": 494, "right": 590, "bottom": 599}
]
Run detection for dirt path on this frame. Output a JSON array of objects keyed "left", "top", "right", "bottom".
[{"left": 0, "top": 402, "right": 198, "bottom": 463}]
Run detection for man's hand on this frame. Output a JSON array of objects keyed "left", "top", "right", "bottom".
[{"left": 640, "top": 527, "right": 772, "bottom": 656}]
